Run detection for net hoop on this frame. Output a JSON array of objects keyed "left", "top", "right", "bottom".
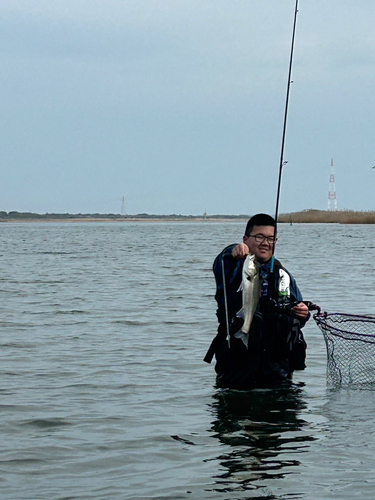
[
  {"left": 313, "top": 310, "right": 375, "bottom": 388},
  {"left": 314, "top": 311, "right": 375, "bottom": 344}
]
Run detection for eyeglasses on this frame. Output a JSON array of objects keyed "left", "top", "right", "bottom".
[{"left": 247, "top": 234, "right": 277, "bottom": 244}]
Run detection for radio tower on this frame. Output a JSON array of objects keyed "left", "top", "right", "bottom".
[
  {"left": 121, "top": 196, "right": 126, "bottom": 215},
  {"left": 328, "top": 158, "right": 337, "bottom": 211}
]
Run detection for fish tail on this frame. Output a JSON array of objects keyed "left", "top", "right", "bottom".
[{"left": 233, "top": 330, "right": 249, "bottom": 348}]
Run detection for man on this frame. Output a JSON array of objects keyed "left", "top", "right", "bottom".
[{"left": 204, "top": 213, "right": 309, "bottom": 389}]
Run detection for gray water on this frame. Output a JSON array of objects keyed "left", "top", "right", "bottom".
[{"left": 1, "top": 221, "right": 375, "bottom": 500}]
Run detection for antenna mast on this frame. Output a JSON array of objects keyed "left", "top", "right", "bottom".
[{"left": 328, "top": 159, "right": 338, "bottom": 211}]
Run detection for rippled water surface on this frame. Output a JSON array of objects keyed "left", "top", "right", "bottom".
[{"left": 1, "top": 221, "right": 375, "bottom": 499}]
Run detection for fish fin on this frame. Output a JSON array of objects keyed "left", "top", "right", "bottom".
[{"left": 236, "top": 308, "right": 244, "bottom": 319}]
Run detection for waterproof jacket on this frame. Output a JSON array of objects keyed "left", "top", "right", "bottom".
[{"left": 205, "top": 244, "right": 309, "bottom": 389}]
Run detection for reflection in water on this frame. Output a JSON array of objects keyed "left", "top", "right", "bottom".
[{"left": 208, "top": 383, "right": 316, "bottom": 498}]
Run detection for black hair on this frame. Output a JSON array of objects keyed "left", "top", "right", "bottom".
[{"left": 244, "top": 213, "right": 276, "bottom": 236}]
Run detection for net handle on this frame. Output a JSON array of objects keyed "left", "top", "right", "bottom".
[{"left": 303, "top": 301, "right": 321, "bottom": 316}]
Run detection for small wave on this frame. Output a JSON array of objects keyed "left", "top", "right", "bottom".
[
  {"left": 111, "top": 319, "right": 153, "bottom": 326},
  {"left": 171, "top": 435, "right": 196, "bottom": 446},
  {"left": 37, "top": 251, "right": 74, "bottom": 255},
  {"left": 0, "top": 457, "right": 44, "bottom": 464},
  {"left": 22, "top": 418, "right": 73, "bottom": 429},
  {"left": 0, "top": 342, "right": 36, "bottom": 349},
  {"left": 54, "top": 310, "right": 87, "bottom": 315}
]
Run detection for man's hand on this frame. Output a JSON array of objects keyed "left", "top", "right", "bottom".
[
  {"left": 291, "top": 302, "right": 309, "bottom": 319},
  {"left": 232, "top": 243, "right": 250, "bottom": 258}
]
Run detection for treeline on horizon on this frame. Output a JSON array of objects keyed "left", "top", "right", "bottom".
[
  {"left": 0, "top": 211, "right": 249, "bottom": 220},
  {"left": 2, "top": 209, "right": 375, "bottom": 223}
]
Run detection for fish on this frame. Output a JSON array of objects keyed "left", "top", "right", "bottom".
[{"left": 234, "top": 253, "right": 261, "bottom": 348}]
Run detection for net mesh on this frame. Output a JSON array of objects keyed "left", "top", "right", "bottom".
[{"left": 314, "top": 312, "right": 375, "bottom": 388}]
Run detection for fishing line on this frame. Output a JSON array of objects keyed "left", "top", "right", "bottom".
[{"left": 274, "top": 0, "right": 299, "bottom": 239}]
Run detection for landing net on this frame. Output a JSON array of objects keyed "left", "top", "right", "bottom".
[{"left": 314, "top": 311, "right": 375, "bottom": 388}]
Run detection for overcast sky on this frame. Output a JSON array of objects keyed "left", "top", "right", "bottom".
[{"left": 1, "top": 0, "right": 374, "bottom": 215}]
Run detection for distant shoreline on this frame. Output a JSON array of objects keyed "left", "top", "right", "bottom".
[
  {"left": 278, "top": 209, "right": 375, "bottom": 224},
  {"left": 1, "top": 209, "right": 375, "bottom": 224},
  {"left": 0, "top": 213, "right": 248, "bottom": 223},
  {"left": 0, "top": 217, "right": 248, "bottom": 223}
]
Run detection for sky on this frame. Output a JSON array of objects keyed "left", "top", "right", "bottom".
[{"left": 1, "top": 0, "right": 374, "bottom": 216}]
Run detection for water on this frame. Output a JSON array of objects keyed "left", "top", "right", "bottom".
[{"left": 1, "top": 221, "right": 375, "bottom": 499}]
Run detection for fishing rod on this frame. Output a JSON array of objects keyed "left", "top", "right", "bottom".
[{"left": 274, "top": 0, "right": 299, "bottom": 236}]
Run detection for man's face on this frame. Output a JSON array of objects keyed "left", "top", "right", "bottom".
[{"left": 243, "top": 225, "right": 276, "bottom": 263}]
